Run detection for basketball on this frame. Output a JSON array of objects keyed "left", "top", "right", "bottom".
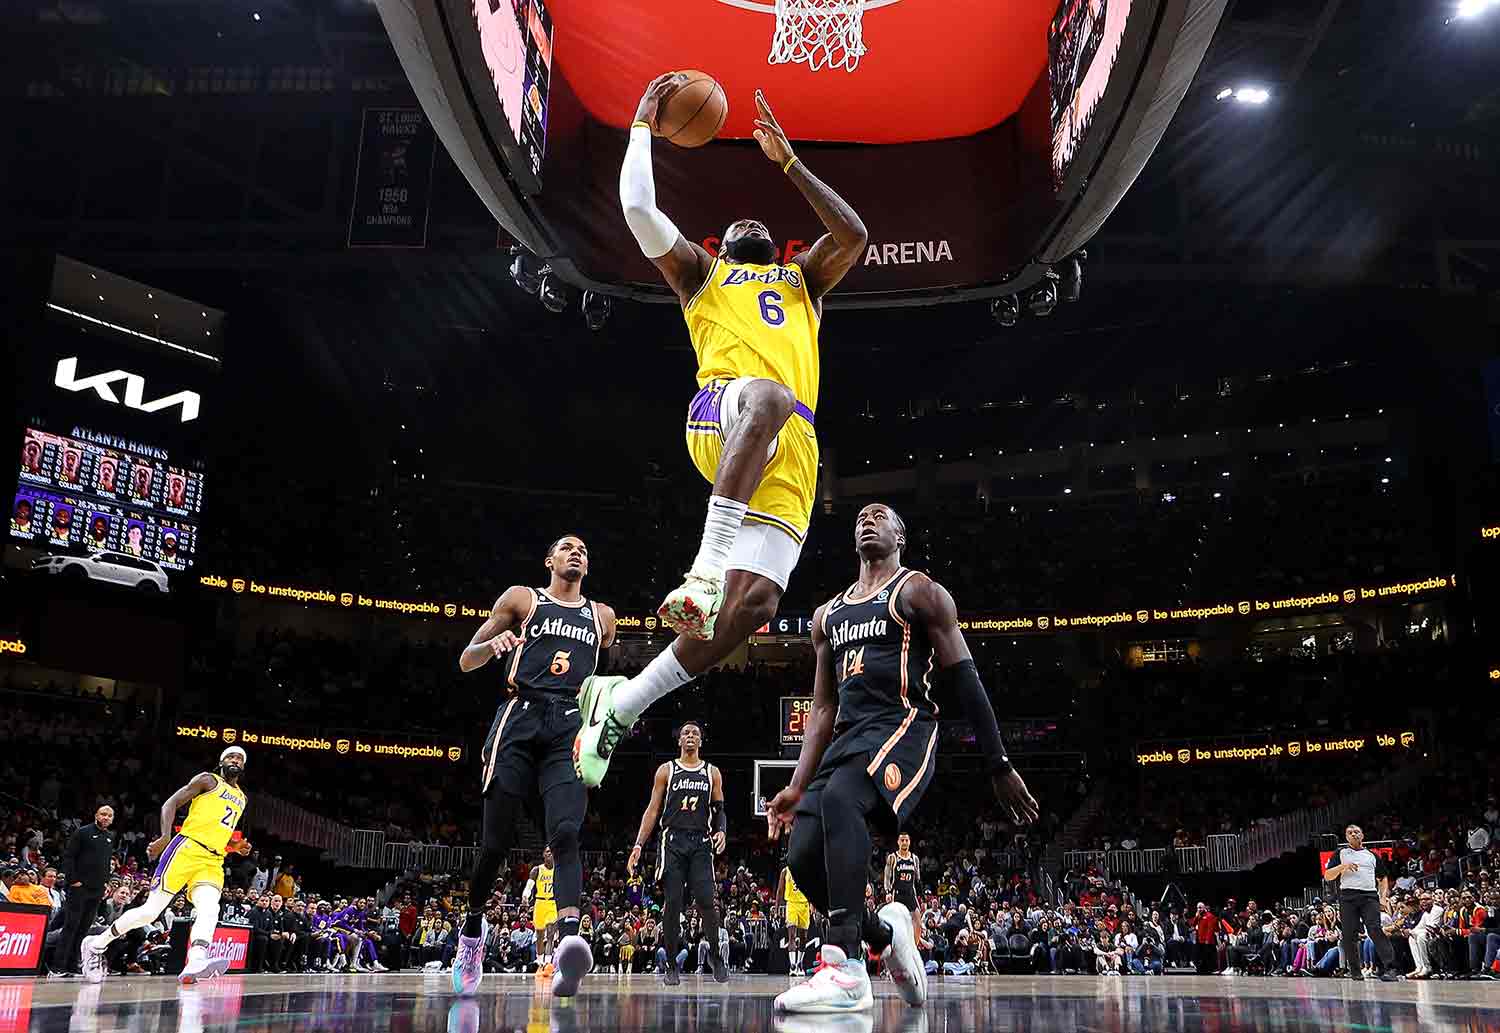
[{"left": 655, "top": 70, "right": 727, "bottom": 148}]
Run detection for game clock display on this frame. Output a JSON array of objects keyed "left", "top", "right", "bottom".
[
  {"left": 13, "top": 428, "right": 203, "bottom": 571},
  {"left": 780, "top": 696, "right": 813, "bottom": 747}
]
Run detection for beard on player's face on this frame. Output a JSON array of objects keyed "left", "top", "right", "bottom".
[{"left": 723, "top": 222, "right": 776, "bottom": 265}]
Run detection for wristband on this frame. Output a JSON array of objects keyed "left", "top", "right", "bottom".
[
  {"left": 631, "top": 120, "right": 652, "bottom": 131},
  {"left": 783, "top": 155, "right": 800, "bottom": 175}
]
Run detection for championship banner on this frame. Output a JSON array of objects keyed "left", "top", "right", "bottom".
[
  {"left": 0, "top": 905, "right": 49, "bottom": 974},
  {"left": 347, "top": 108, "right": 438, "bottom": 248},
  {"left": 1136, "top": 729, "right": 1418, "bottom": 767}
]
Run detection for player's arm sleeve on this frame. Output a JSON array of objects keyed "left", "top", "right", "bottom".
[
  {"left": 938, "top": 659, "right": 1013, "bottom": 775},
  {"left": 620, "top": 126, "right": 682, "bottom": 259}
]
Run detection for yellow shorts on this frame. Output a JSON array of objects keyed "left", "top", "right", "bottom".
[
  {"left": 151, "top": 835, "right": 226, "bottom": 895},
  {"left": 785, "top": 900, "right": 811, "bottom": 929},
  {"left": 685, "top": 379, "right": 818, "bottom": 545},
  {"left": 533, "top": 901, "right": 557, "bottom": 930}
]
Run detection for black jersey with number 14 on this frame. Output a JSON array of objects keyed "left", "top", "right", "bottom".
[
  {"left": 822, "top": 568, "right": 939, "bottom": 733},
  {"left": 503, "top": 588, "right": 602, "bottom": 698}
]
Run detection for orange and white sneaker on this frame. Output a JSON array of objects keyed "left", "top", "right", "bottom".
[
  {"left": 536, "top": 961, "right": 554, "bottom": 979},
  {"left": 773, "top": 946, "right": 873, "bottom": 1013},
  {"left": 657, "top": 572, "right": 724, "bottom": 641}
]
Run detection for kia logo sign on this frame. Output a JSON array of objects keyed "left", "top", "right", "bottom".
[{"left": 54, "top": 357, "right": 201, "bottom": 423}]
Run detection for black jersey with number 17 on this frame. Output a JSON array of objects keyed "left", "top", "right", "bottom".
[
  {"left": 660, "top": 759, "right": 714, "bottom": 835},
  {"left": 821, "top": 568, "right": 939, "bottom": 734},
  {"left": 503, "top": 588, "right": 602, "bottom": 698}
]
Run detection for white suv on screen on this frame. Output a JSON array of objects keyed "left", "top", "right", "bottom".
[{"left": 32, "top": 552, "right": 171, "bottom": 592}]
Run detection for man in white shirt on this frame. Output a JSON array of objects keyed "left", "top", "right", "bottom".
[
  {"left": 1408, "top": 891, "right": 1445, "bottom": 978},
  {"left": 1322, "top": 824, "right": 1398, "bottom": 982}
]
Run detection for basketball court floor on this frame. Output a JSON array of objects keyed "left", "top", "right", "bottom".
[{"left": 9, "top": 973, "right": 1499, "bottom": 1033}]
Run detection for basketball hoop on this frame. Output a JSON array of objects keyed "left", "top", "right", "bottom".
[{"left": 768, "top": 0, "right": 867, "bottom": 72}]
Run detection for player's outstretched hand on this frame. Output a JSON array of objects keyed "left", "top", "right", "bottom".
[
  {"left": 765, "top": 786, "right": 801, "bottom": 841},
  {"left": 627, "top": 844, "right": 642, "bottom": 876},
  {"left": 711, "top": 831, "right": 726, "bottom": 854},
  {"left": 147, "top": 835, "right": 171, "bottom": 861},
  {"left": 991, "top": 769, "right": 1040, "bottom": 825},
  {"left": 752, "top": 90, "right": 795, "bottom": 166},
  {"left": 635, "top": 72, "right": 688, "bottom": 132},
  {"left": 487, "top": 630, "right": 521, "bottom": 658}
]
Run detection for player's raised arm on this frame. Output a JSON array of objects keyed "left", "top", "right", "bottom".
[
  {"left": 620, "top": 73, "right": 714, "bottom": 304},
  {"left": 148, "top": 772, "right": 217, "bottom": 860},
  {"left": 766, "top": 603, "right": 837, "bottom": 840},
  {"left": 905, "top": 577, "right": 1041, "bottom": 825},
  {"left": 752, "top": 91, "right": 868, "bottom": 302},
  {"left": 628, "top": 763, "right": 672, "bottom": 876},
  {"left": 459, "top": 586, "right": 531, "bottom": 673}
]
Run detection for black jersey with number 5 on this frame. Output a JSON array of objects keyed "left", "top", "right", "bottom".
[
  {"left": 503, "top": 588, "right": 602, "bottom": 698},
  {"left": 660, "top": 759, "right": 714, "bottom": 835},
  {"left": 821, "top": 568, "right": 939, "bottom": 731}
]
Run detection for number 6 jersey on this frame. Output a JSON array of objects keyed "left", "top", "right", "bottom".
[{"left": 502, "top": 587, "right": 603, "bottom": 698}]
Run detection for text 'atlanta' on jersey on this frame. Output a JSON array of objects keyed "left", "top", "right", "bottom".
[
  {"left": 502, "top": 588, "right": 602, "bottom": 698},
  {"left": 660, "top": 760, "right": 714, "bottom": 836},
  {"left": 815, "top": 567, "right": 940, "bottom": 826}
]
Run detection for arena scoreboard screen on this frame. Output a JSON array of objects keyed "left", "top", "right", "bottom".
[
  {"left": 8, "top": 256, "right": 220, "bottom": 588},
  {"left": 780, "top": 695, "right": 813, "bottom": 747},
  {"left": 13, "top": 427, "right": 203, "bottom": 572}
]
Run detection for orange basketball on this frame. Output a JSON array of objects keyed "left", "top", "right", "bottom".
[{"left": 655, "top": 70, "right": 727, "bottom": 148}]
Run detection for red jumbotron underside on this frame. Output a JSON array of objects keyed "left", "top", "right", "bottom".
[{"left": 547, "top": 0, "right": 1053, "bottom": 144}]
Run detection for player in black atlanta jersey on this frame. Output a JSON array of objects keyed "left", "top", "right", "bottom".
[
  {"left": 766, "top": 503, "right": 1040, "bottom": 1013},
  {"left": 450, "top": 535, "right": 617, "bottom": 999},
  {"left": 885, "top": 832, "right": 921, "bottom": 913},
  {"left": 625, "top": 721, "right": 729, "bottom": 985}
]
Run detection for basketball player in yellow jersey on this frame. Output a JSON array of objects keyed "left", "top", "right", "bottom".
[
  {"left": 524, "top": 847, "right": 558, "bottom": 976},
  {"left": 575, "top": 78, "right": 867, "bottom": 788},
  {"left": 777, "top": 863, "right": 813, "bottom": 977},
  {"left": 79, "top": 747, "right": 252, "bottom": 985}
]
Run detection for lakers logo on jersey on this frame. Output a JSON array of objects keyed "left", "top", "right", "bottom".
[{"left": 684, "top": 259, "right": 820, "bottom": 416}]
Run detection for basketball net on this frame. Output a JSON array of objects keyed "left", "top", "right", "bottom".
[{"left": 768, "top": 0, "right": 867, "bottom": 72}]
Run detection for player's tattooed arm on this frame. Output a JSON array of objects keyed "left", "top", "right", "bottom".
[
  {"left": 884, "top": 853, "right": 897, "bottom": 895},
  {"left": 459, "top": 586, "right": 531, "bottom": 672},
  {"left": 148, "top": 771, "right": 217, "bottom": 860},
  {"left": 752, "top": 90, "right": 867, "bottom": 301}
]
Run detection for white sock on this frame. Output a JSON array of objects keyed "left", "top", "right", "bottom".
[
  {"left": 688, "top": 496, "right": 747, "bottom": 580},
  {"left": 613, "top": 644, "right": 694, "bottom": 723},
  {"left": 789, "top": 949, "right": 799, "bottom": 969}
]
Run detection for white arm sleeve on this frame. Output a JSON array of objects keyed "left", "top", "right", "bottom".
[{"left": 620, "top": 126, "right": 682, "bottom": 259}]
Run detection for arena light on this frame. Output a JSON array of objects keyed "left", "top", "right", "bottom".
[
  {"left": 581, "top": 291, "right": 611, "bottom": 331},
  {"left": 1233, "top": 86, "right": 1271, "bottom": 105},
  {"left": 508, "top": 246, "right": 544, "bottom": 294},
  {"left": 1026, "top": 277, "right": 1058, "bottom": 318},
  {"left": 1456, "top": 0, "right": 1496, "bottom": 18},
  {"left": 1215, "top": 87, "right": 1233, "bottom": 101},
  {"left": 990, "top": 295, "right": 1020, "bottom": 327},
  {"left": 1058, "top": 251, "right": 1086, "bottom": 304},
  {"left": 538, "top": 272, "right": 569, "bottom": 314}
]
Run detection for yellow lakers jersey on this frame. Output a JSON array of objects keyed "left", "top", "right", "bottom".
[
  {"left": 535, "top": 864, "right": 554, "bottom": 903},
  {"left": 179, "top": 775, "right": 247, "bottom": 854},
  {"left": 684, "top": 258, "right": 820, "bottom": 412},
  {"left": 783, "top": 866, "right": 808, "bottom": 905}
]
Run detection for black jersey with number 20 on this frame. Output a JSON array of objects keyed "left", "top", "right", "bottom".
[{"left": 503, "top": 588, "right": 602, "bottom": 698}]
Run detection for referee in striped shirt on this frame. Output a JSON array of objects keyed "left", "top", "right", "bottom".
[{"left": 1322, "top": 824, "right": 1399, "bottom": 981}]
